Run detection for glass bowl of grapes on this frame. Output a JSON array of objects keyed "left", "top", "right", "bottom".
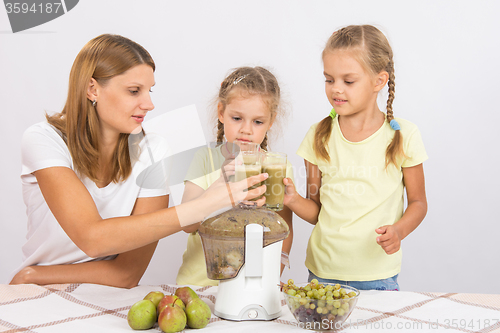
[{"left": 282, "top": 279, "right": 359, "bottom": 331}]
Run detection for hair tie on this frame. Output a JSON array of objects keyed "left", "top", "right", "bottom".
[
  {"left": 233, "top": 74, "right": 248, "bottom": 85},
  {"left": 390, "top": 119, "right": 401, "bottom": 131},
  {"left": 329, "top": 108, "right": 337, "bottom": 119}
]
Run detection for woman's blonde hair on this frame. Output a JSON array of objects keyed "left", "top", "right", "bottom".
[
  {"left": 46, "top": 34, "right": 155, "bottom": 183},
  {"left": 215, "top": 66, "right": 283, "bottom": 151},
  {"left": 315, "top": 25, "right": 404, "bottom": 168}
]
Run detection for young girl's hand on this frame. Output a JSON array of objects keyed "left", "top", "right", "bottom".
[
  {"left": 283, "top": 177, "right": 299, "bottom": 206},
  {"left": 375, "top": 225, "right": 402, "bottom": 255}
]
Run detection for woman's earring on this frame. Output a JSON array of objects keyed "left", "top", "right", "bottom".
[{"left": 92, "top": 99, "right": 97, "bottom": 107}]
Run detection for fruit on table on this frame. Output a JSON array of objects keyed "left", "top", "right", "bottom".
[
  {"left": 129, "top": 289, "right": 212, "bottom": 332},
  {"left": 143, "top": 291, "right": 165, "bottom": 308},
  {"left": 185, "top": 298, "right": 211, "bottom": 329},
  {"left": 158, "top": 299, "right": 187, "bottom": 333},
  {"left": 282, "top": 279, "right": 358, "bottom": 329},
  {"left": 174, "top": 286, "right": 198, "bottom": 305},
  {"left": 158, "top": 294, "right": 185, "bottom": 315},
  {"left": 127, "top": 300, "right": 157, "bottom": 330},
  {"left": 283, "top": 279, "right": 357, "bottom": 300}
]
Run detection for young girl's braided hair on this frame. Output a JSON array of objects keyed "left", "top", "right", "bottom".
[
  {"left": 314, "top": 25, "right": 404, "bottom": 168},
  {"left": 216, "top": 66, "right": 281, "bottom": 151}
]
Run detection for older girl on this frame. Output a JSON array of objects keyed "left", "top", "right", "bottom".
[{"left": 286, "top": 25, "right": 428, "bottom": 290}]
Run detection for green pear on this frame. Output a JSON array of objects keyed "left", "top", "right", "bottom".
[
  {"left": 127, "top": 300, "right": 157, "bottom": 330},
  {"left": 143, "top": 291, "right": 165, "bottom": 308},
  {"left": 185, "top": 298, "right": 211, "bottom": 329},
  {"left": 158, "top": 299, "right": 187, "bottom": 333},
  {"left": 174, "top": 286, "right": 198, "bottom": 305}
]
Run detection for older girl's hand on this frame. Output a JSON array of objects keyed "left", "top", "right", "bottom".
[
  {"left": 375, "top": 225, "right": 402, "bottom": 255},
  {"left": 283, "top": 177, "right": 299, "bottom": 207}
]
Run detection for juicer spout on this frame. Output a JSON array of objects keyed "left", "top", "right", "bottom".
[{"left": 244, "top": 224, "right": 263, "bottom": 277}]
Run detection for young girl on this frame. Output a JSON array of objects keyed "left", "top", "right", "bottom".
[
  {"left": 285, "top": 25, "right": 428, "bottom": 290},
  {"left": 176, "top": 66, "right": 294, "bottom": 287},
  {"left": 9, "top": 35, "right": 266, "bottom": 288}
]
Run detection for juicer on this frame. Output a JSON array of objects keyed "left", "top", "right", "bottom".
[{"left": 198, "top": 205, "right": 289, "bottom": 321}]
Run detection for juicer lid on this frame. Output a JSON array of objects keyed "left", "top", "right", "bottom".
[{"left": 198, "top": 204, "right": 289, "bottom": 245}]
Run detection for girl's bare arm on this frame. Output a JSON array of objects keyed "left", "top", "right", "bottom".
[{"left": 284, "top": 160, "right": 322, "bottom": 224}]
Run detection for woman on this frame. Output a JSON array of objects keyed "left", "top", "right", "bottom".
[{"left": 9, "top": 34, "right": 266, "bottom": 288}]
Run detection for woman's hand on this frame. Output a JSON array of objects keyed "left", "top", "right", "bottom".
[
  {"left": 206, "top": 172, "right": 268, "bottom": 207},
  {"left": 180, "top": 159, "right": 266, "bottom": 231},
  {"left": 176, "top": 172, "right": 268, "bottom": 227}
]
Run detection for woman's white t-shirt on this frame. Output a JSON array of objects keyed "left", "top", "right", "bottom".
[{"left": 11, "top": 122, "right": 170, "bottom": 279}]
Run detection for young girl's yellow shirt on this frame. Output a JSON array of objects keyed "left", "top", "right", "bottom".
[
  {"left": 297, "top": 116, "right": 427, "bottom": 281},
  {"left": 176, "top": 145, "right": 294, "bottom": 286}
]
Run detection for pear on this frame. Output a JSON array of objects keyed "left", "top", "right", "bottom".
[
  {"left": 185, "top": 298, "right": 211, "bottom": 329},
  {"left": 158, "top": 299, "right": 187, "bottom": 333},
  {"left": 157, "top": 294, "right": 185, "bottom": 315},
  {"left": 143, "top": 291, "right": 164, "bottom": 308},
  {"left": 127, "top": 300, "right": 157, "bottom": 330},
  {"left": 174, "top": 286, "right": 198, "bottom": 305}
]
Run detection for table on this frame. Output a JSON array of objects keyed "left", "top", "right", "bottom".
[{"left": 1, "top": 283, "right": 499, "bottom": 332}]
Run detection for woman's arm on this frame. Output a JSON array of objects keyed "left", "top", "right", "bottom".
[
  {"left": 180, "top": 156, "right": 238, "bottom": 233},
  {"left": 284, "top": 160, "right": 322, "bottom": 224},
  {"left": 376, "top": 163, "right": 427, "bottom": 254},
  {"left": 33, "top": 166, "right": 267, "bottom": 258},
  {"left": 10, "top": 195, "right": 169, "bottom": 288},
  {"left": 180, "top": 181, "right": 206, "bottom": 234}
]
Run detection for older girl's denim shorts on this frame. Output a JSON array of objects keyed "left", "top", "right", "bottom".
[{"left": 308, "top": 270, "right": 399, "bottom": 291}]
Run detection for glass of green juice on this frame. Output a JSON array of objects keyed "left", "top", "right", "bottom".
[
  {"left": 234, "top": 142, "right": 263, "bottom": 200},
  {"left": 262, "top": 152, "right": 287, "bottom": 211}
]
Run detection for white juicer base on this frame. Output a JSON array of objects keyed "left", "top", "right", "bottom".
[{"left": 214, "top": 240, "right": 283, "bottom": 321}]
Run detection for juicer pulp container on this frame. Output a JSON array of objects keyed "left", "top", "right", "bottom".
[
  {"left": 214, "top": 224, "right": 282, "bottom": 320},
  {"left": 198, "top": 206, "right": 289, "bottom": 321}
]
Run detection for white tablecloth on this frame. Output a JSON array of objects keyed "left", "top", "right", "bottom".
[{"left": 1, "top": 283, "right": 500, "bottom": 332}]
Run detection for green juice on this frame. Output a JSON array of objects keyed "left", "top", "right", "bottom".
[
  {"left": 242, "top": 154, "right": 259, "bottom": 165},
  {"left": 235, "top": 164, "right": 262, "bottom": 200},
  {"left": 263, "top": 164, "right": 286, "bottom": 211}
]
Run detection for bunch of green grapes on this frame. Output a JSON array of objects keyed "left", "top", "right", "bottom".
[
  {"left": 283, "top": 279, "right": 358, "bottom": 325},
  {"left": 283, "top": 279, "right": 357, "bottom": 300}
]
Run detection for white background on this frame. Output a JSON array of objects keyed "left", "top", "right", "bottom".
[{"left": 1, "top": 0, "right": 499, "bottom": 294}]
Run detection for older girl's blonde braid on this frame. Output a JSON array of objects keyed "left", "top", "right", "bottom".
[
  {"left": 386, "top": 61, "right": 396, "bottom": 121},
  {"left": 385, "top": 60, "right": 405, "bottom": 167}
]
